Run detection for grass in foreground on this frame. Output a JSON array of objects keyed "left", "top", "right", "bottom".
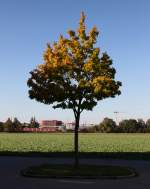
[
  {"left": 21, "top": 164, "right": 136, "bottom": 178},
  {"left": 1, "top": 133, "right": 150, "bottom": 153},
  {"left": 1, "top": 133, "right": 150, "bottom": 160}
]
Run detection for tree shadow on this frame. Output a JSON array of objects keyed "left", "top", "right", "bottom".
[{"left": 1, "top": 151, "right": 150, "bottom": 160}]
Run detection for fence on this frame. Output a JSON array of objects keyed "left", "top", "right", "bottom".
[{"left": 15, "top": 127, "right": 59, "bottom": 133}]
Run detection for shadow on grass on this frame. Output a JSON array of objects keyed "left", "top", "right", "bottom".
[{"left": 0, "top": 151, "right": 150, "bottom": 160}]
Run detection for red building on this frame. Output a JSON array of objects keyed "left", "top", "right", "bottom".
[{"left": 40, "top": 120, "right": 63, "bottom": 128}]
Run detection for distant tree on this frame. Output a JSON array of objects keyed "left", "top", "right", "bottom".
[
  {"left": 3, "top": 118, "right": 13, "bottom": 132},
  {"left": 99, "top": 118, "right": 116, "bottom": 133},
  {"left": 137, "top": 119, "right": 145, "bottom": 128},
  {"left": 146, "top": 119, "right": 150, "bottom": 128},
  {"left": 27, "top": 12, "right": 121, "bottom": 167},
  {"left": 145, "top": 119, "right": 150, "bottom": 132},
  {"left": 0, "top": 122, "right": 3, "bottom": 131},
  {"left": 29, "top": 117, "right": 39, "bottom": 128},
  {"left": 13, "top": 117, "right": 22, "bottom": 130},
  {"left": 94, "top": 125, "right": 100, "bottom": 132},
  {"left": 119, "top": 119, "right": 138, "bottom": 133},
  {"left": 137, "top": 119, "right": 146, "bottom": 132}
]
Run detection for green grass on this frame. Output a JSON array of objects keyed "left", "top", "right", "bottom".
[
  {"left": 0, "top": 133, "right": 150, "bottom": 153},
  {"left": 22, "top": 164, "right": 136, "bottom": 178}
]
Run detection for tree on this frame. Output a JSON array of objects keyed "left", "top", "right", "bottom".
[
  {"left": 99, "top": 118, "right": 116, "bottom": 133},
  {"left": 0, "top": 122, "right": 3, "bottom": 132},
  {"left": 13, "top": 117, "right": 22, "bottom": 130},
  {"left": 4, "top": 118, "right": 13, "bottom": 132},
  {"left": 137, "top": 119, "right": 145, "bottom": 127},
  {"left": 137, "top": 119, "right": 145, "bottom": 132},
  {"left": 119, "top": 119, "right": 138, "bottom": 133},
  {"left": 27, "top": 12, "right": 121, "bottom": 167},
  {"left": 29, "top": 117, "right": 39, "bottom": 128},
  {"left": 145, "top": 119, "right": 150, "bottom": 132}
]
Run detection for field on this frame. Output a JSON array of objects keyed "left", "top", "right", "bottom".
[{"left": 0, "top": 133, "right": 150, "bottom": 154}]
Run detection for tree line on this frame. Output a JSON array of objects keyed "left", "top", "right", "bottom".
[
  {"left": 1, "top": 116, "right": 150, "bottom": 133},
  {"left": 0, "top": 117, "right": 39, "bottom": 132},
  {"left": 81, "top": 118, "right": 150, "bottom": 133}
]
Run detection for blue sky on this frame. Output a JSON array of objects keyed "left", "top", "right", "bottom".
[{"left": 0, "top": 0, "right": 150, "bottom": 123}]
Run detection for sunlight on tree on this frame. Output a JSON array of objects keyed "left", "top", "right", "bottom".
[{"left": 27, "top": 12, "right": 121, "bottom": 167}]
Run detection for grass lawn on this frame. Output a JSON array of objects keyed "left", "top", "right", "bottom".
[{"left": 0, "top": 133, "right": 150, "bottom": 156}]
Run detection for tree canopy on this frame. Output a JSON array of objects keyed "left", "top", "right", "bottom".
[
  {"left": 99, "top": 118, "right": 116, "bottom": 133},
  {"left": 29, "top": 117, "right": 39, "bottom": 128},
  {"left": 27, "top": 12, "right": 121, "bottom": 119}
]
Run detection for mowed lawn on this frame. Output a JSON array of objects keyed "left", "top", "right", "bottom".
[{"left": 0, "top": 133, "right": 150, "bottom": 153}]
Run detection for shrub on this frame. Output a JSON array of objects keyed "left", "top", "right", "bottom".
[{"left": 80, "top": 125, "right": 98, "bottom": 133}]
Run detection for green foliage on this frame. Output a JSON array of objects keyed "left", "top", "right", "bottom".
[
  {"left": 79, "top": 118, "right": 149, "bottom": 133},
  {"left": 118, "top": 119, "right": 139, "bottom": 133},
  {"left": 0, "top": 122, "right": 4, "bottom": 131},
  {"left": 3, "top": 118, "right": 22, "bottom": 132},
  {"left": 3, "top": 118, "right": 13, "bottom": 132},
  {"left": 29, "top": 117, "right": 39, "bottom": 128},
  {"left": 137, "top": 119, "right": 146, "bottom": 132},
  {"left": 137, "top": 119, "right": 146, "bottom": 128},
  {"left": 99, "top": 118, "right": 116, "bottom": 133},
  {"left": 13, "top": 117, "right": 22, "bottom": 129},
  {"left": 146, "top": 119, "right": 150, "bottom": 128},
  {"left": 0, "top": 117, "right": 40, "bottom": 132}
]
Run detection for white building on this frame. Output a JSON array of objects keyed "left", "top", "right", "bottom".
[{"left": 64, "top": 122, "right": 75, "bottom": 130}]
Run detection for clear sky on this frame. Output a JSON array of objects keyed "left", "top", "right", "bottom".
[{"left": 0, "top": 0, "right": 150, "bottom": 124}]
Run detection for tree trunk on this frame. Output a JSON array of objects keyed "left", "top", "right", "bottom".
[{"left": 74, "top": 115, "right": 80, "bottom": 168}]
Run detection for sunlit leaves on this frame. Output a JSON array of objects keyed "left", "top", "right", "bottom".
[{"left": 27, "top": 12, "right": 121, "bottom": 115}]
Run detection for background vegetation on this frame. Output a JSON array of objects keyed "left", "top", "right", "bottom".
[{"left": 1, "top": 117, "right": 150, "bottom": 133}]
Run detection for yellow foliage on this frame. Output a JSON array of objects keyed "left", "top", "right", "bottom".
[{"left": 28, "top": 12, "right": 121, "bottom": 113}]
